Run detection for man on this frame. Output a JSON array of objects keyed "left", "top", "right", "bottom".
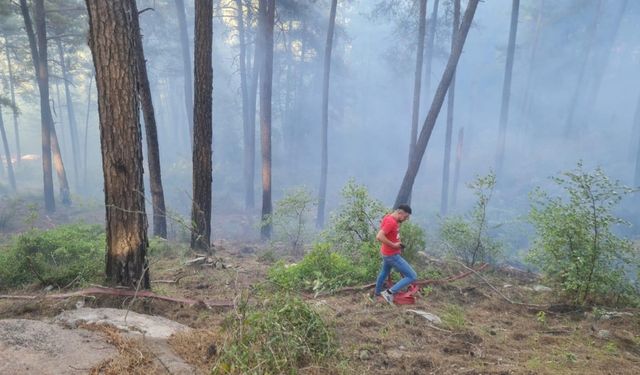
[{"left": 374, "top": 204, "right": 417, "bottom": 305}]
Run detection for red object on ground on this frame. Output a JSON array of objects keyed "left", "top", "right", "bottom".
[{"left": 379, "top": 274, "right": 420, "bottom": 305}]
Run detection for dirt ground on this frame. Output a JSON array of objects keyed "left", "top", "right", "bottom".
[{"left": 1, "top": 201, "right": 639, "bottom": 374}]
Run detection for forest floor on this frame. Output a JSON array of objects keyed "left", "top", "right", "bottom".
[{"left": 1, "top": 201, "right": 640, "bottom": 374}]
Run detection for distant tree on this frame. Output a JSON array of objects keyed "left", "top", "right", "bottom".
[
  {"left": 2, "top": 37, "right": 21, "bottom": 164},
  {"left": 86, "top": 0, "right": 150, "bottom": 288},
  {"left": 634, "top": 92, "right": 640, "bottom": 186},
  {"left": 451, "top": 127, "right": 464, "bottom": 208},
  {"left": 395, "top": 0, "right": 480, "bottom": 208},
  {"left": 440, "top": 0, "right": 460, "bottom": 217},
  {"left": 495, "top": 0, "right": 520, "bottom": 176},
  {"left": 260, "top": 0, "right": 275, "bottom": 240},
  {"left": 423, "top": 0, "right": 440, "bottom": 97},
  {"left": 0, "top": 102, "right": 16, "bottom": 191},
  {"left": 173, "top": 0, "right": 194, "bottom": 144},
  {"left": 519, "top": 0, "right": 544, "bottom": 136},
  {"left": 316, "top": 0, "right": 338, "bottom": 228},
  {"left": 407, "top": 0, "right": 428, "bottom": 205},
  {"left": 133, "top": 1, "right": 167, "bottom": 239},
  {"left": 191, "top": 0, "right": 214, "bottom": 251}
]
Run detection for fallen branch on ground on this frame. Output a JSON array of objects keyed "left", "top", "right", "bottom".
[{"left": 0, "top": 286, "right": 234, "bottom": 309}]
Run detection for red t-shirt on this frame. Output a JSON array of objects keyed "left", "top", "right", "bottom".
[{"left": 379, "top": 214, "right": 400, "bottom": 256}]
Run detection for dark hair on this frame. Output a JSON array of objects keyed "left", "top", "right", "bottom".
[{"left": 397, "top": 204, "right": 412, "bottom": 215}]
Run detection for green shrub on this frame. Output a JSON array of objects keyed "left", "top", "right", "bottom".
[
  {"left": 400, "top": 221, "right": 427, "bottom": 263},
  {"left": 263, "top": 186, "right": 317, "bottom": 255},
  {"left": 527, "top": 162, "right": 638, "bottom": 305},
  {"left": 439, "top": 172, "right": 502, "bottom": 266},
  {"left": 268, "top": 242, "right": 364, "bottom": 294},
  {"left": 213, "top": 293, "right": 336, "bottom": 374},
  {"left": 0, "top": 224, "right": 105, "bottom": 288}
]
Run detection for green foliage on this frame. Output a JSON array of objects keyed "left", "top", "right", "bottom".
[
  {"left": 322, "top": 179, "right": 387, "bottom": 255},
  {"left": 441, "top": 304, "right": 466, "bottom": 331},
  {"left": 263, "top": 187, "right": 317, "bottom": 255},
  {"left": 527, "top": 162, "right": 638, "bottom": 306},
  {"left": 148, "top": 237, "right": 187, "bottom": 258},
  {"left": 0, "top": 224, "right": 105, "bottom": 288},
  {"left": 399, "top": 221, "right": 426, "bottom": 263},
  {"left": 213, "top": 293, "right": 336, "bottom": 374},
  {"left": 268, "top": 242, "right": 366, "bottom": 294},
  {"left": 439, "top": 172, "right": 502, "bottom": 266}
]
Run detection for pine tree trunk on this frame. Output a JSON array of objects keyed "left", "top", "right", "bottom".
[
  {"left": 423, "top": 0, "right": 439, "bottom": 98},
  {"left": 408, "top": 0, "right": 428, "bottom": 205},
  {"left": 495, "top": 0, "right": 519, "bottom": 176},
  {"left": 0, "top": 109, "right": 16, "bottom": 191},
  {"left": 519, "top": 0, "right": 544, "bottom": 137},
  {"left": 260, "top": 0, "right": 275, "bottom": 240},
  {"left": 451, "top": 127, "right": 464, "bottom": 208},
  {"left": 174, "top": 0, "right": 194, "bottom": 145},
  {"left": 316, "top": 0, "right": 338, "bottom": 228},
  {"left": 395, "top": 0, "right": 480, "bottom": 208},
  {"left": 191, "top": 0, "right": 214, "bottom": 251},
  {"left": 236, "top": 0, "right": 254, "bottom": 211},
  {"left": 20, "top": 0, "right": 54, "bottom": 211},
  {"left": 86, "top": 0, "right": 150, "bottom": 289},
  {"left": 133, "top": 9, "right": 168, "bottom": 239},
  {"left": 440, "top": 0, "right": 459, "bottom": 217},
  {"left": 248, "top": 1, "right": 263, "bottom": 211},
  {"left": 56, "top": 38, "right": 81, "bottom": 190},
  {"left": 3, "top": 39, "right": 21, "bottom": 164}
]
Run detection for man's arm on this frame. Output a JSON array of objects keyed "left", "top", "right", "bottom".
[{"left": 376, "top": 229, "right": 401, "bottom": 249}]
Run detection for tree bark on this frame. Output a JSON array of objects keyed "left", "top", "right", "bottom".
[
  {"left": 173, "top": 0, "right": 194, "bottom": 146},
  {"left": 3, "top": 39, "right": 21, "bottom": 164},
  {"left": 248, "top": 1, "right": 263, "bottom": 211},
  {"left": 495, "top": 0, "right": 519, "bottom": 176},
  {"left": 316, "top": 0, "right": 338, "bottom": 228},
  {"left": 260, "top": 0, "right": 275, "bottom": 240},
  {"left": 394, "top": 0, "right": 480, "bottom": 208},
  {"left": 440, "top": 0, "right": 459, "bottom": 217},
  {"left": 236, "top": 0, "right": 254, "bottom": 211},
  {"left": 191, "top": 0, "right": 214, "bottom": 251},
  {"left": 423, "top": 0, "right": 439, "bottom": 98},
  {"left": 132, "top": 8, "right": 168, "bottom": 239},
  {"left": 20, "top": 0, "right": 54, "bottom": 211},
  {"left": 451, "top": 127, "right": 464, "bottom": 208},
  {"left": 407, "top": 0, "right": 428, "bottom": 205},
  {"left": 56, "top": 38, "right": 81, "bottom": 190},
  {"left": 0, "top": 108, "right": 16, "bottom": 191},
  {"left": 86, "top": 0, "right": 150, "bottom": 289}
]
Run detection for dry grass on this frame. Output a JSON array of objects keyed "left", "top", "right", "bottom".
[{"left": 168, "top": 329, "right": 219, "bottom": 372}]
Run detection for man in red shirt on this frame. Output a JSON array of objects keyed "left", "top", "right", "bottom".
[{"left": 374, "top": 204, "right": 417, "bottom": 304}]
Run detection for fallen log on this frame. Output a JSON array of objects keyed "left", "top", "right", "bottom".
[{"left": 0, "top": 286, "right": 234, "bottom": 309}]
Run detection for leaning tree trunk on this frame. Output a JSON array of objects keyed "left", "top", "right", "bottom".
[
  {"left": 56, "top": 38, "right": 81, "bottom": 190},
  {"left": 236, "top": 0, "right": 255, "bottom": 211},
  {"left": 451, "top": 127, "right": 464, "bottom": 208},
  {"left": 132, "top": 9, "right": 168, "bottom": 239},
  {"left": 0, "top": 108, "right": 16, "bottom": 191},
  {"left": 190, "top": 0, "right": 214, "bottom": 251},
  {"left": 395, "top": 0, "right": 480, "bottom": 208},
  {"left": 86, "top": 0, "right": 150, "bottom": 289},
  {"left": 20, "top": 0, "right": 54, "bottom": 211},
  {"left": 407, "top": 0, "right": 428, "bottom": 205},
  {"left": 495, "top": 0, "right": 519, "bottom": 176},
  {"left": 174, "top": 0, "right": 194, "bottom": 146},
  {"left": 316, "top": 0, "right": 338, "bottom": 228},
  {"left": 423, "top": 0, "right": 439, "bottom": 98},
  {"left": 260, "top": 0, "right": 275, "bottom": 240},
  {"left": 3, "top": 39, "right": 21, "bottom": 164},
  {"left": 440, "top": 0, "right": 459, "bottom": 217}
]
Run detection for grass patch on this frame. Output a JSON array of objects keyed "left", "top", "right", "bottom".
[{"left": 441, "top": 304, "right": 466, "bottom": 331}]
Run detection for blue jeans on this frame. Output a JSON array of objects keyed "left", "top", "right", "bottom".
[{"left": 375, "top": 254, "right": 417, "bottom": 295}]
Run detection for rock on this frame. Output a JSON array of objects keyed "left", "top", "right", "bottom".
[
  {"left": 406, "top": 309, "right": 442, "bottom": 324},
  {"left": 533, "top": 285, "right": 553, "bottom": 292},
  {"left": 503, "top": 284, "right": 513, "bottom": 289},
  {"left": 596, "top": 330, "right": 611, "bottom": 339},
  {"left": 55, "top": 307, "right": 191, "bottom": 339},
  {"left": 0, "top": 319, "right": 117, "bottom": 375},
  {"left": 387, "top": 349, "right": 404, "bottom": 359},
  {"left": 359, "top": 350, "right": 371, "bottom": 360}
]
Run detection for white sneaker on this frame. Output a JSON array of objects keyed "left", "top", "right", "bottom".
[{"left": 380, "top": 290, "right": 394, "bottom": 305}]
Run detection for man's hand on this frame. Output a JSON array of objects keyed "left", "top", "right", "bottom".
[{"left": 392, "top": 242, "right": 402, "bottom": 249}]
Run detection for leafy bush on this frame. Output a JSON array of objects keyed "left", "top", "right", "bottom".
[
  {"left": 213, "top": 293, "right": 336, "bottom": 374},
  {"left": 268, "top": 242, "right": 365, "bottom": 294},
  {"left": 400, "top": 221, "right": 427, "bottom": 263},
  {"left": 439, "top": 172, "right": 502, "bottom": 265},
  {"left": 527, "top": 163, "right": 638, "bottom": 305},
  {"left": 0, "top": 224, "right": 105, "bottom": 288},
  {"left": 263, "top": 186, "right": 317, "bottom": 255}
]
